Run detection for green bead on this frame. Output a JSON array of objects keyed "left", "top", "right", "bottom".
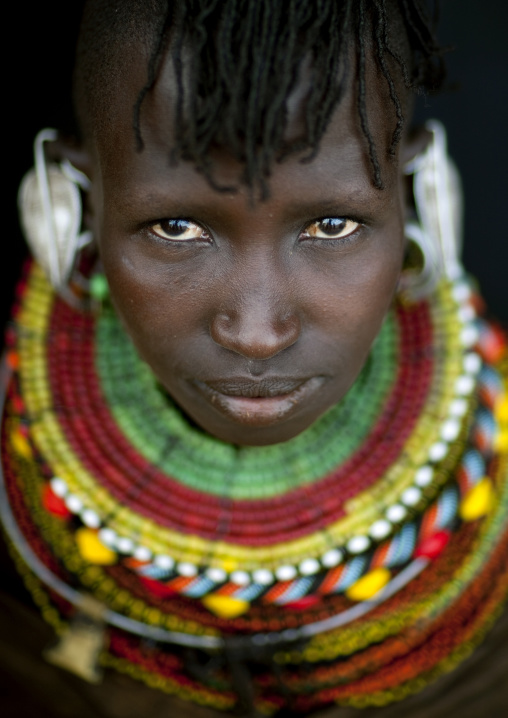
[
  {"left": 94, "top": 304, "right": 397, "bottom": 499},
  {"left": 90, "top": 273, "right": 110, "bottom": 302}
]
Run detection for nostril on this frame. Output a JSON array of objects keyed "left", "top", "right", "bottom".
[
  {"left": 212, "top": 313, "right": 234, "bottom": 332},
  {"left": 210, "top": 310, "right": 300, "bottom": 360}
]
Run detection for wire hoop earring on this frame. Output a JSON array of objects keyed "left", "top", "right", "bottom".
[
  {"left": 399, "top": 120, "right": 464, "bottom": 300},
  {"left": 18, "top": 128, "right": 92, "bottom": 293}
]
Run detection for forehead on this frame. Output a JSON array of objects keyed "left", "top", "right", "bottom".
[
  {"left": 75, "top": 3, "right": 410, "bottom": 193},
  {"left": 89, "top": 77, "right": 404, "bottom": 236},
  {"left": 87, "top": 44, "right": 402, "bottom": 198}
]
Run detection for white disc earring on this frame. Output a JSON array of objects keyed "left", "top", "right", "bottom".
[
  {"left": 18, "top": 128, "right": 92, "bottom": 292},
  {"left": 400, "top": 120, "right": 464, "bottom": 300}
]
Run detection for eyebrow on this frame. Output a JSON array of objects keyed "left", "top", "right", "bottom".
[
  {"left": 112, "top": 178, "right": 387, "bottom": 216},
  {"left": 110, "top": 194, "right": 388, "bottom": 233}
]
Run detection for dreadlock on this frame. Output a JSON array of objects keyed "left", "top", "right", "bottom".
[{"left": 75, "top": 0, "right": 446, "bottom": 196}]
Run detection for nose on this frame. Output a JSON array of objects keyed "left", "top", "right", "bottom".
[{"left": 209, "top": 271, "right": 301, "bottom": 360}]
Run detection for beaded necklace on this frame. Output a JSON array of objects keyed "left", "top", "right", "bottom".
[{"left": 1, "top": 261, "right": 508, "bottom": 715}]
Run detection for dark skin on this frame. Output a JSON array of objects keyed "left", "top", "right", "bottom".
[
  {"left": 73, "top": 46, "right": 412, "bottom": 448},
  {"left": 1, "top": 31, "right": 507, "bottom": 718}
]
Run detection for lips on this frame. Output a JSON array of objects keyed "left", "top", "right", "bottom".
[
  {"left": 201, "top": 378, "right": 307, "bottom": 398},
  {"left": 193, "top": 376, "right": 325, "bottom": 427}
]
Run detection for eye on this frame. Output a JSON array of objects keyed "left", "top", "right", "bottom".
[
  {"left": 304, "top": 217, "right": 361, "bottom": 240},
  {"left": 150, "top": 219, "right": 210, "bottom": 242}
]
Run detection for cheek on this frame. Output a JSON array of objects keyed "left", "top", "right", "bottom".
[
  {"left": 305, "top": 232, "right": 404, "bottom": 342},
  {"left": 302, "top": 238, "right": 404, "bottom": 402},
  {"left": 98, "top": 232, "right": 208, "bottom": 370},
  {"left": 98, "top": 213, "right": 404, "bottom": 384}
]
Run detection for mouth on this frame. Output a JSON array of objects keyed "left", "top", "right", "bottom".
[{"left": 193, "top": 376, "right": 326, "bottom": 427}]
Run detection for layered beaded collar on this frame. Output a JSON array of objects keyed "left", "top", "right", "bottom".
[{"left": 1, "top": 262, "right": 508, "bottom": 714}]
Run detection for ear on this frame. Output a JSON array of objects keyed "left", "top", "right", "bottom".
[
  {"left": 45, "top": 134, "right": 93, "bottom": 182},
  {"left": 400, "top": 126, "right": 432, "bottom": 218},
  {"left": 43, "top": 133, "right": 97, "bottom": 236},
  {"left": 400, "top": 126, "right": 433, "bottom": 168}
]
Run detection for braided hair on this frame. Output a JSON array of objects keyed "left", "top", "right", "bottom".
[{"left": 75, "top": 0, "right": 446, "bottom": 196}]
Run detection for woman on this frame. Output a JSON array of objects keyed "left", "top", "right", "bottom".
[{"left": 1, "top": 1, "right": 507, "bottom": 716}]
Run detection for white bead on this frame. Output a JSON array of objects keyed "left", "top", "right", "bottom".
[
  {"left": 458, "top": 305, "right": 475, "bottom": 323},
  {"left": 154, "top": 554, "right": 175, "bottom": 570},
  {"left": 275, "top": 565, "right": 297, "bottom": 581},
  {"left": 347, "top": 536, "right": 371, "bottom": 554},
  {"left": 230, "top": 570, "right": 251, "bottom": 586},
  {"left": 449, "top": 398, "right": 468, "bottom": 418},
  {"left": 98, "top": 528, "right": 117, "bottom": 547},
  {"left": 386, "top": 504, "right": 407, "bottom": 523},
  {"left": 428, "top": 441, "right": 448, "bottom": 462},
  {"left": 460, "top": 325, "right": 479, "bottom": 348},
  {"left": 441, "top": 418, "right": 461, "bottom": 442},
  {"left": 321, "top": 548, "right": 343, "bottom": 568},
  {"left": 177, "top": 562, "right": 198, "bottom": 577},
  {"left": 299, "top": 558, "right": 321, "bottom": 575},
  {"left": 50, "top": 477, "right": 67, "bottom": 497},
  {"left": 369, "top": 519, "right": 392, "bottom": 540},
  {"left": 133, "top": 545, "right": 152, "bottom": 562},
  {"left": 415, "top": 465, "right": 434, "bottom": 487},
  {"left": 463, "top": 352, "right": 481, "bottom": 375},
  {"left": 205, "top": 567, "right": 227, "bottom": 583},
  {"left": 452, "top": 282, "right": 471, "bottom": 302},
  {"left": 448, "top": 264, "right": 462, "bottom": 282},
  {"left": 253, "top": 568, "right": 274, "bottom": 585},
  {"left": 81, "top": 508, "right": 101, "bottom": 529},
  {"left": 455, "top": 375, "right": 475, "bottom": 396},
  {"left": 116, "top": 537, "right": 135, "bottom": 554},
  {"left": 65, "top": 494, "right": 83, "bottom": 513},
  {"left": 402, "top": 486, "right": 422, "bottom": 507}
]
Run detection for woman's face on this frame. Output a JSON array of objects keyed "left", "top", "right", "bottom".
[{"left": 85, "top": 53, "right": 409, "bottom": 446}]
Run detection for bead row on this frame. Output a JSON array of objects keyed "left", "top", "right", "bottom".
[{"left": 14, "top": 270, "right": 468, "bottom": 556}]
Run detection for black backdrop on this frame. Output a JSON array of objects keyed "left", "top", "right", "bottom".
[{"left": 4, "top": 0, "right": 507, "bottom": 337}]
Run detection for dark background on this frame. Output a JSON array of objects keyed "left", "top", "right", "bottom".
[{"left": 4, "top": 0, "right": 507, "bottom": 335}]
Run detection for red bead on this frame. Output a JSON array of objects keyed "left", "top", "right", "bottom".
[
  {"left": 12, "top": 396, "right": 25, "bottom": 414},
  {"left": 283, "top": 595, "right": 321, "bottom": 611},
  {"left": 42, "top": 484, "right": 72, "bottom": 519},
  {"left": 139, "top": 576, "right": 177, "bottom": 598},
  {"left": 414, "top": 530, "right": 451, "bottom": 560}
]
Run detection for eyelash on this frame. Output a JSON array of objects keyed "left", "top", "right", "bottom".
[
  {"left": 149, "top": 219, "right": 211, "bottom": 244},
  {"left": 300, "top": 218, "right": 362, "bottom": 244},
  {"left": 148, "top": 217, "right": 364, "bottom": 246}
]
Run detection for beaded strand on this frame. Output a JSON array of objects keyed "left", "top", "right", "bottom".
[{"left": 1, "top": 261, "right": 507, "bottom": 715}]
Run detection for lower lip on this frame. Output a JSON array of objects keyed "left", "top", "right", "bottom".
[{"left": 194, "top": 377, "right": 325, "bottom": 427}]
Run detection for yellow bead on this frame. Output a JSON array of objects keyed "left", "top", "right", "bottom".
[
  {"left": 495, "top": 396, "right": 508, "bottom": 425},
  {"left": 220, "top": 558, "right": 239, "bottom": 574},
  {"left": 75, "top": 528, "right": 117, "bottom": 565},
  {"left": 345, "top": 567, "right": 391, "bottom": 602},
  {"left": 459, "top": 477, "right": 494, "bottom": 521},
  {"left": 202, "top": 594, "right": 250, "bottom": 618},
  {"left": 11, "top": 429, "right": 32, "bottom": 459},
  {"left": 494, "top": 430, "right": 508, "bottom": 454}
]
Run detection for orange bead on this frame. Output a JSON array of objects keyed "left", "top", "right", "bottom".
[
  {"left": 139, "top": 576, "right": 178, "bottom": 598},
  {"left": 479, "top": 325, "right": 506, "bottom": 364},
  {"left": 6, "top": 351, "right": 19, "bottom": 370}
]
